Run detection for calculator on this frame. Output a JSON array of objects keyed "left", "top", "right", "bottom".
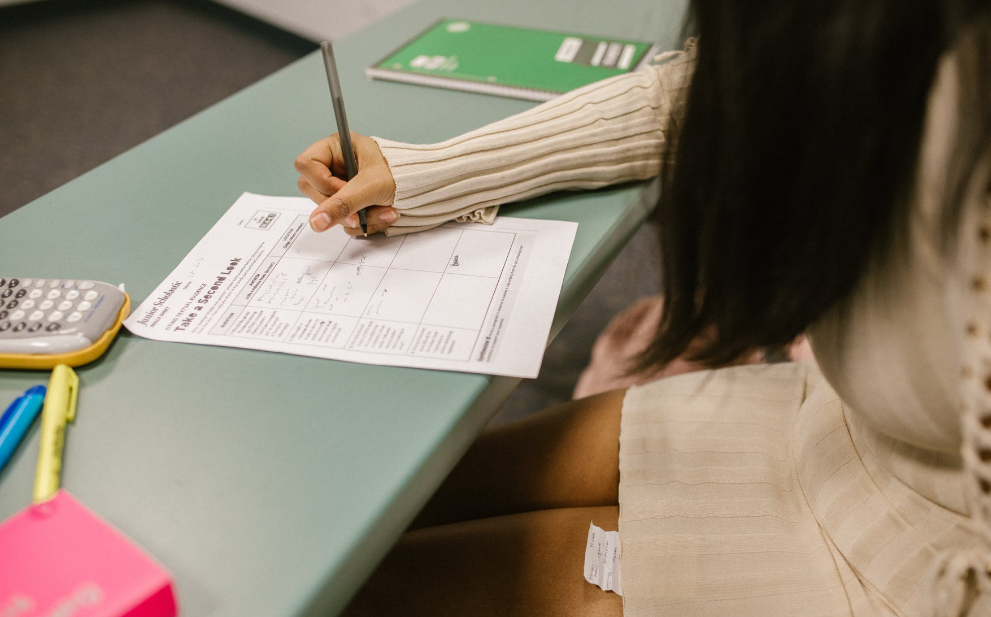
[{"left": 0, "top": 277, "right": 131, "bottom": 369}]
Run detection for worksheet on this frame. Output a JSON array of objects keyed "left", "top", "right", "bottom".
[{"left": 124, "top": 193, "right": 577, "bottom": 378}]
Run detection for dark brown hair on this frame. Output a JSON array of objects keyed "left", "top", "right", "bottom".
[{"left": 640, "top": 0, "right": 991, "bottom": 370}]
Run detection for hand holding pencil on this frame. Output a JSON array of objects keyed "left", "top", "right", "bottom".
[
  {"left": 295, "top": 41, "right": 399, "bottom": 237},
  {"left": 295, "top": 131, "right": 398, "bottom": 236}
]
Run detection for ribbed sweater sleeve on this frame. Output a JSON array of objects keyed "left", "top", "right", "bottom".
[{"left": 371, "top": 41, "right": 696, "bottom": 236}]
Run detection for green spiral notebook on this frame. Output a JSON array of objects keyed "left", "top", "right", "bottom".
[{"left": 366, "top": 19, "right": 661, "bottom": 102}]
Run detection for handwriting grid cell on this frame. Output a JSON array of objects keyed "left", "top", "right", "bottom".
[
  {"left": 249, "top": 259, "right": 331, "bottom": 309},
  {"left": 306, "top": 262, "right": 388, "bottom": 317},
  {"left": 422, "top": 275, "right": 499, "bottom": 330},
  {"left": 363, "top": 269, "right": 443, "bottom": 323},
  {"left": 408, "top": 326, "right": 478, "bottom": 361},
  {"left": 227, "top": 308, "right": 298, "bottom": 340},
  {"left": 390, "top": 228, "right": 463, "bottom": 273},
  {"left": 286, "top": 313, "right": 360, "bottom": 347},
  {"left": 446, "top": 230, "right": 515, "bottom": 277},
  {"left": 285, "top": 225, "right": 350, "bottom": 262},
  {"left": 336, "top": 234, "right": 405, "bottom": 267},
  {"left": 346, "top": 320, "right": 414, "bottom": 353}
]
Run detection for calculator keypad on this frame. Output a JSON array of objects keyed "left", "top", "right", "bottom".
[{"left": 0, "top": 277, "right": 125, "bottom": 352}]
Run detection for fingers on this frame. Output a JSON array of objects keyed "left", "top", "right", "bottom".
[
  {"left": 308, "top": 189, "right": 356, "bottom": 232},
  {"left": 294, "top": 135, "right": 348, "bottom": 196},
  {"left": 297, "top": 175, "right": 334, "bottom": 206},
  {"left": 309, "top": 173, "right": 386, "bottom": 232},
  {"left": 295, "top": 164, "right": 347, "bottom": 208},
  {"left": 342, "top": 206, "right": 400, "bottom": 236}
]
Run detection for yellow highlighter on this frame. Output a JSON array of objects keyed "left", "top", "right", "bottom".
[{"left": 33, "top": 364, "right": 78, "bottom": 504}]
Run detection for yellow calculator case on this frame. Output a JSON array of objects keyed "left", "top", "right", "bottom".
[{"left": 0, "top": 278, "right": 130, "bottom": 370}]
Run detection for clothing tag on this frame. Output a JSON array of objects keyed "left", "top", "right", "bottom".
[{"left": 583, "top": 521, "right": 622, "bottom": 596}]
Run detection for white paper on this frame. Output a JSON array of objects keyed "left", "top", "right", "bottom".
[
  {"left": 124, "top": 193, "right": 577, "bottom": 378},
  {"left": 584, "top": 521, "right": 622, "bottom": 596}
]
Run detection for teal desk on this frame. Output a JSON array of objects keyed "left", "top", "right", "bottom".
[{"left": 0, "top": 0, "right": 687, "bottom": 613}]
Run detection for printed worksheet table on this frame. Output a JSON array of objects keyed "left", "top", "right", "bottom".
[{"left": 125, "top": 193, "right": 577, "bottom": 378}]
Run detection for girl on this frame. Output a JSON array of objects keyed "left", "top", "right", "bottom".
[{"left": 296, "top": 1, "right": 991, "bottom": 614}]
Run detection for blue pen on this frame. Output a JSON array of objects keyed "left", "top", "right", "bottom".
[{"left": 0, "top": 386, "right": 46, "bottom": 472}]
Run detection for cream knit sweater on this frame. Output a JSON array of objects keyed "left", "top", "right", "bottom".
[{"left": 371, "top": 43, "right": 696, "bottom": 236}]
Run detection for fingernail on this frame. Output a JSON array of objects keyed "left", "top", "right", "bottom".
[
  {"left": 382, "top": 209, "right": 399, "bottom": 223},
  {"left": 345, "top": 214, "right": 358, "bottom": 228},
  {"left": 310, "top": 212, "right": 331, "bottom": 232}
]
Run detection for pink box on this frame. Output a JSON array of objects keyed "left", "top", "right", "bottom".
[{"left": 0, "top": 490, "right": 177, "bottom": 617}]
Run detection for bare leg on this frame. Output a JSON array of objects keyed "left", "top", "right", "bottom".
[
  {"left": 411, "top": 389, "right": 625, "bottom": 529},
  {"left": 343, "top": 506, "right": 622, "bottom": 617}
]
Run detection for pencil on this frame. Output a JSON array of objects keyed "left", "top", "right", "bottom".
[{"left": 320, "top": 41, "right": 368, "bottom": 237}]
